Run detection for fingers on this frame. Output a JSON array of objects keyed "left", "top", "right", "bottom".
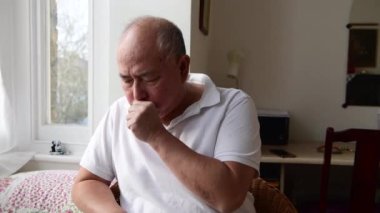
[
  {"left": 126, "top": 114, "right": 134, "bottom": 129},
  {"left": 126, "top": 101, "right": 162, "bottom": 142},
  {"left": 128, "top": 101, "right": 152, "bottom": 114},
  {"left": 126, "top": 101, "right": 155, "bottom": 129},
  {"left": 126, "top": 108, "right": 139, "bottom": 130}
]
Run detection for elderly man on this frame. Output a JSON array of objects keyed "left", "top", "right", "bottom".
[{"left": 72, "top": 16, "right": 261, "bottom": 213}]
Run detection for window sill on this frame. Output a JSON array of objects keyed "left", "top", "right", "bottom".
[
  {"left": 17, "top": 153, "right": 82, "bottom": 172},
  {"left": 33, "top": 153, "right": 81, "bottom": 163},
  {"left": 15, "top": 141, "right": 85, "bottom": 171}
]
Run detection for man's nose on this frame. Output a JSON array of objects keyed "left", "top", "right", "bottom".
[{"left": 133, "top": 81, "right": 147, "bottom": 101}]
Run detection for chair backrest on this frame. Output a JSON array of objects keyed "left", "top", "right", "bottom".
[
  {"left": 250, "top": 178, "right": 297, "bottom": 213},
  {"left": 319, "top": 127, "right": 380, "bottom": 213}
]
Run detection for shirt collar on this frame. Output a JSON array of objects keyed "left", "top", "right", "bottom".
[{"left": 166, "top": 73, "right": 220, "bottom": 129}]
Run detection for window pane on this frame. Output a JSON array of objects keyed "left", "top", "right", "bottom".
[{"left": 49, "top": 0, "right": 88, "bottom": 125}]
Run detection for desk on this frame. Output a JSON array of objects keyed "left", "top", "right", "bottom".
[{"left": 261, "top": 143, "right": 355, "bottom": 192}]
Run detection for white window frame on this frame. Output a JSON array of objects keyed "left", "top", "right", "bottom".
[{"left": 30, "top": 0, "right": 93, "bottom": 144}]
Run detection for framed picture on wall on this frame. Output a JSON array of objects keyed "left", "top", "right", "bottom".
[
  {"left": 348, "top": 29, "right": 378, "bottom": 68},
  {"left": 199, "top": 0, "right": 210, "bottom": 35}
]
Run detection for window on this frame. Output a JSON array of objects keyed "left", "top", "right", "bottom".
[
  {"left": 49, "top": 0, "right": 89, "bottom": 125},
  {"left": 31, "top": 0, "right": 92, "bottom": 143}
]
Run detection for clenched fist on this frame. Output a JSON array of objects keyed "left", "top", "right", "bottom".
[{"left": 126, "top": 101, "right": 166, "bottom": 143}]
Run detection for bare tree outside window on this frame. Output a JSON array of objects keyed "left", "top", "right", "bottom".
[{"left": 49, "top": 0, "right": 88, "bottom": 125}]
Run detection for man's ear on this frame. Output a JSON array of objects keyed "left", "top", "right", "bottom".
[{"left": 178, "top": 55, "right": 190, "bottom": 82}]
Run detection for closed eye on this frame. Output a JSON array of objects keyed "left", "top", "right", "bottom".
[
  {"left": 144, "top": 76, "right": 160, "bottom": 83},
  {"left": 124, "top": 78, "right": 133, "bottom": 84},
  {"left": 119, "top": 74, "right": 133, "bottom": 84}
]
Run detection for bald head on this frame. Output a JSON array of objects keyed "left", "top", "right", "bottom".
[{"left": 119, "top": 16, "right": 186, "bottom": 62}]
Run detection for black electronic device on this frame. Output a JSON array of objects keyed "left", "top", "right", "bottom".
[
  {"left": 258, "top": 109, "right": 290, "bottom": 145},
  {"left": 270, "top": 148, "right": 296, "bottom": 158}
]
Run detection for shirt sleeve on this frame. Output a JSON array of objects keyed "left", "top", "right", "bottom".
[
  {"left": 214, "top": 94, "right": 261, "bottom": 172},
  {"left": 80, "top": 109, "right": 115, "bottom": 181}
]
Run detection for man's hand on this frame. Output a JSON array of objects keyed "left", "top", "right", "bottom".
[{"left": 126, "top": 100, "right": 166, "bottom": 142}]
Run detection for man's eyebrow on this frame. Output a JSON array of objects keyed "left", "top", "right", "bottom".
[
  {"left": 137, "top": 69, "right": 156, "bottom": 77},
  {"left": 119, "top": 70, "right": 156, "bottom": 79},
  {"left": 119, "top": 73, "right": 130, "bottom": 79}
]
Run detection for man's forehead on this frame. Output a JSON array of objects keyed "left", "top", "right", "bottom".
[
  {"left": 119, "top": 61, "right": 162, "bottom": 77},
  {"left": 118, "top": 38, "right": 160, "bottom": 64},
  {"left": 125, "top": 69, "right": 157, "bottom": 77}
]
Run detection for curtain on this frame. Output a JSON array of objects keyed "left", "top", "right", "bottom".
[{"left": 0, "top": 62, "right": 15, "bottom": 154}]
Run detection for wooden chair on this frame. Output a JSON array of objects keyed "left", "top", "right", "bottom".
[
  {"left": 319, "top": 127, "right": 380, "bottom": 213},
  {"left": 111, "top": 178, "right": 298, "bottom": 212},
  {"left": 250, "top": 178, "right": 297, "bottom": 213}
]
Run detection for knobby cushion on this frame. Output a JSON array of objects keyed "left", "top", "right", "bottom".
[{"left": 0, "top": 170, "right": 81, "bottom": 212}]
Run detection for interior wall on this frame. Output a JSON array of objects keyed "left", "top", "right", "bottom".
[
  {"left": 0, "top": 0, "right": 13, "bottom": 92},
  {"left": 208, "top": 0, "right": 380, "bottom": 143},
  {"left": 108, "top": 0, "right": 192, "bottom": 103},
  {"left": 189, "top": 0, "right": 211, "bottom": 74},
  {"left": 9, "top": 0, "right": 32, "bottom": 147},
  {"left": 0, "top": 0, "right": 15, "bottom": 151},
  {"left": 350, "top": 0, "right": 380, "bottom": 21}
]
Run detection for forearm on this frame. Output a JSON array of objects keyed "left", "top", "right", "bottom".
[
  {"left": 72, "top": 180, "right": 124, "bottom": 213},
  {"left": 150, "top": 131, "right": 254, "bottom": 212}
]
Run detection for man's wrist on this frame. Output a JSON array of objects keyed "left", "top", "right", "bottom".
[{"left": 148, "top": 129, "right": 172, "bottom": 152}]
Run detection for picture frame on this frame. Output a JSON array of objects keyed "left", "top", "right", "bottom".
[
  {"left": 199, "top": 0, "right": 211, "bottom": 35},
  {"left": 348, "top": 29, "right": 377, "bottom": 68}
]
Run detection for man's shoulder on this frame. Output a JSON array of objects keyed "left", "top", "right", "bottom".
[
  {"left": 107, "top": 97, "right": 129, "bottom": 116},
  {"left": 110, "top": 97, "right": 128, "bottom": 108},
  {"left": 217, "top": 87, "right": 252, "bottom": 102}
]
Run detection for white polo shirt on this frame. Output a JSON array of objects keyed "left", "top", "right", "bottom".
[{"left": 80, "top": 73, "right": 261, "bottom": 213}]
